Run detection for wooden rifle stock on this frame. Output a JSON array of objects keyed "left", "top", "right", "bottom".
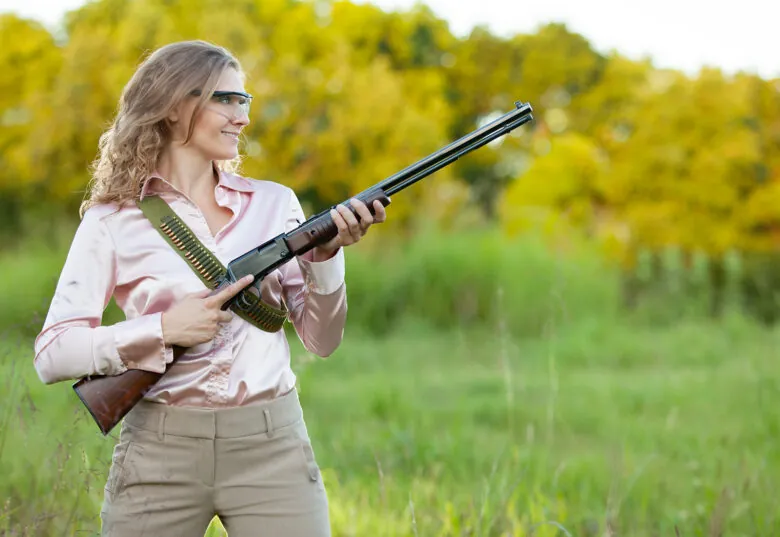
[{"left": 73, "top": 327, "right": 195, "bottom": 436}]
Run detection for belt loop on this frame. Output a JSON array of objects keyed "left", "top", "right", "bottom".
[
  {"left": 263, "top": 408, "right": 274, "bottom": 438},
  {"left": 157, "top": 412, "right": 166, "bottom": 442}
]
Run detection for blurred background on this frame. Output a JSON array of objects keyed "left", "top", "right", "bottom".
[{"left": 1, "top": 0, "right": 779, "bottom": 535}]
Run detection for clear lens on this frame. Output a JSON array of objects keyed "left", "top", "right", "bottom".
[{"left": 209, "top": 92, "right": 252, "bottom": 119}]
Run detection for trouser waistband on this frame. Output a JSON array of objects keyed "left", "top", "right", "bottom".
[{"left": 124, "top": 388, "right": 303, "bottom": 440}]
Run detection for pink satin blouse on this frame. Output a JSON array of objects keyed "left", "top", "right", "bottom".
[{"left": 33, "top": 169, "right": 347, "bottom": 407}]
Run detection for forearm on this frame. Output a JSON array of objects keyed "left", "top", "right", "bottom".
[
  {"left": 287, "top": 248, "right": 348, "bottom": 357},
  {"left": 34, "top": 313, "right": 173, "bottom": 384},
  {"left": 34, "top": 324, "right": 126, "bottom": 384},
  {"left": 311, "top": 245, "right": 340, "bottom": 263}
]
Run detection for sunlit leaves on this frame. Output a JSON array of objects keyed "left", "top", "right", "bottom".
[
  {"left": 0, "top": 15, "right": 62, "bottom": 196},
  {"left": 1, "top": 1, "right": 778, "bottom": 262}
]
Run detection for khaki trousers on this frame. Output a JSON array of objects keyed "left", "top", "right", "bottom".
[{"left": 100, "top": 388, "right": 330, "bottom": 537}]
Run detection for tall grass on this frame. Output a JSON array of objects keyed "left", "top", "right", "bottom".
[
  {"left": 1, "top": 216, "right": 755, "bottom": 342},
  {"left": 344, "top": 228, "right": 621, "bottom": 337},
  {"left": 0, "top": 213, "right": 759, "bottom": 341},
  {"left": 4, "top": 313, "right": 779, "bottom": 535},
  {"left": 2, "top": 221, "right": 624, "bottom": 339},
  {"left": 2, "top": 225, "right": 778, "bottom": 535}
]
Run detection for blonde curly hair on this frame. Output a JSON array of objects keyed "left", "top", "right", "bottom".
[{"left": 80, "top": 40, "right": 244, "bottom": 217}]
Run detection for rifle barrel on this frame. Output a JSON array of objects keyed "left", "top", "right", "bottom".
[{"left": 360, "top": 101, "right": 533, "bottom": 198}]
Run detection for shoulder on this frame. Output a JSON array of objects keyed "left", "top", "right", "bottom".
[
  {"left": 82, "top": 202, "right": 123, "bottom": 222},
  {"left": 67, "top": 203, "right": 126, "bottom": 252},
  {"left": 79, "top": 201, "right": 135, "bottom": 241}
]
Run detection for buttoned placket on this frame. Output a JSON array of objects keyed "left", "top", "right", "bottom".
[{"left": 179, "top": 193, "right": 237, "bottom": 406}]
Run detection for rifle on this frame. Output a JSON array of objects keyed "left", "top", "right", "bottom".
[{"left": 72, "top": 100, "right": 534, "bottom": 435}]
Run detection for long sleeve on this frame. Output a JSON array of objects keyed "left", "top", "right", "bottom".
[
  {"left": 280, "top": 189, "right": 348, "bottom": 357},
  {"left": 33, "top": 207, "right": 173, "bottom": 385}
]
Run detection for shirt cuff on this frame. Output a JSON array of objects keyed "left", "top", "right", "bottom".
[
  {"left": 297, "top": 248, "right": 346, "bottom": 295},
  {"left": 91, "top": 325, "right": 129, "bottom": 377},
  {"left": 114, "top": 312, "right": 173, "bottom": 374}
]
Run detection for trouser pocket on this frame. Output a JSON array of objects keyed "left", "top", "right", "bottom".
[
  {"left": 299, "top": 441, "right": 320, "bottom": 481},
  {"left": 290, "top": 420, "right": 321, "bottom": 482},
  {"left": 105, "top": 439, "right": 135, "bottom": 499}
]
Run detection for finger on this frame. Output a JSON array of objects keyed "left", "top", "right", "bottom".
[
  {"left": 218, "top": 311, "right": 233, "bottom": 323},
  {"left": 372, "top": 200, "right": 387, "bottom": 223},
  {"left": 190, "top": 288, "right": 213, "bottom": 299},
  {"left": 349, "top": 198, "right": 374, "bottom": 229},
  {"left": 330, "top": 208, "right": 349, "bottom": 239},
  {"left": 337, "top": 203, "right": 362, "bottom": 240},
  {"left": 209, "top": 274, "right": 254, "bottom": 305}
]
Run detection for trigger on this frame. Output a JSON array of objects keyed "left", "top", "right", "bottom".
[{"left": 250, "top": 278, "right": 262, "bottom": 294}]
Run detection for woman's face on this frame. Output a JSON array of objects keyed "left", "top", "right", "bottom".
[{"left": 171, "top": 67, "right": 251, "bottom": 161}]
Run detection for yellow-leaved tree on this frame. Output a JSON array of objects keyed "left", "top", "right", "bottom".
[{"left": 0, "top": 15, "right": 62, "bottom": 230}]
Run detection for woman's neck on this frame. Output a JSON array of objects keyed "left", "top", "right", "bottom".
[{"left": 156, "top": 145, "right": 216, "bottom": 201}]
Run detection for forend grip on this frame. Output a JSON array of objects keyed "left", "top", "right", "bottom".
[{"left": 285, "top": 189, "right": 391, "bottom": 255}]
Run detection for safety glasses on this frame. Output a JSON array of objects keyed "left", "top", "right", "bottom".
[{"left": 191, "top": 89, "right": 253, "bottom": 119}]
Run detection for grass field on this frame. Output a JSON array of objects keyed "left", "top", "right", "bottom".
[{"left": 2, "top": 226, "right": 779, "bottom": 536}]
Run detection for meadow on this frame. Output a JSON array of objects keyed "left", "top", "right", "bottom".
[
  {"left": 3, "top": 1, "right": 779, "bottom": 534},
  {"left": 1, "top": 223, "right": 778, "bottom": 536}
]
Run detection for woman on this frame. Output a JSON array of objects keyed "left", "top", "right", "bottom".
[{"left": 33, "top": 40, "right": 386, "bottom": 537}]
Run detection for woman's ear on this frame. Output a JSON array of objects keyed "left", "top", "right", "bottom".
[
  {"left": 167, "top": 104, "right": 180, "bottom": 123},
  {"left": 165, "top": 102, "right": 185, "bottom": 141}
]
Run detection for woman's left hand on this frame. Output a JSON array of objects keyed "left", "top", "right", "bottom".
[{"left": 312, "top": 198, "right": 388, "bottom": 261}]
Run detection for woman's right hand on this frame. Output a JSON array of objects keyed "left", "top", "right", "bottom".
[{"left": 161, "top": 275, "right": 255, "bottom": 347}]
